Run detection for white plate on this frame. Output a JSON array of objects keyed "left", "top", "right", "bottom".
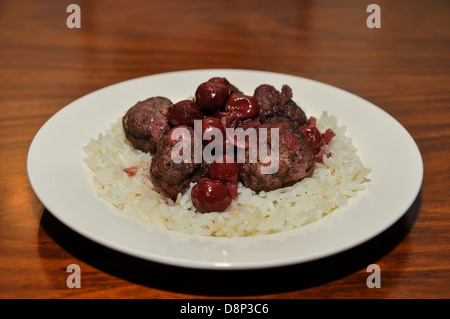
[{"left": 27, "top": 69, "right": 423, "bottom": 270}]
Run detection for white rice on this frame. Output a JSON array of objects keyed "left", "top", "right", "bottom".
[{"left": 83, "top": 112, "right": 370, "bottom": 237}]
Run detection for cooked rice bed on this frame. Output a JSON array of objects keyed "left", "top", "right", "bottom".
[{"left": 83, "top": 112, "right": 370, "bottom": 237}]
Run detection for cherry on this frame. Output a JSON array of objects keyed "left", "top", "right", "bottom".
[
  {"left": 301, "top": 125, "right": 323, "bottom": 152},
  {"left": 209, "top": 77, "right": 232, "bottom": 89},
  {"left": 208, "top": 77, "right": 241, "bottom": 94},
  {"left": 201, "top": 117, "right": 225, "bottom": 145},
  {"left": 225, "top": 182, "right": 238, "bottom": 200},
  {"left": 195, "top": 80, "right": 230, "bottom": 114},
  {"left": 212, "top": 111, "right": 245, "bottom": 149},
  {"left": 322, "top": 128, "right": 336, "bottom": 144},
  {"left": 208, "top": 155, "right": 240, "bottom": 184},
  {"left": 191, "top": 178, "right": 232, "bottom": 213},
  {"left": 213, "top": 111, "right": 241, "bottom": 131},
  {"left": 167, "top": 100, "right": 203, "bottom": 127},
  {"left": 225, "top": 94, "right": 260, "bottom": 120},
  {"left": 308, "top": 116, "right": 317, "bottom": 127}
]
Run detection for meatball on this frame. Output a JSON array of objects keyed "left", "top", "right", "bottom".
[
  {"left": 253, "top": 84, "right": 307, "bottom": 126},
  {"left": 238, "top": 122, "right": 315, "bottom": 192},
  {"left": 150, "top": 126, "right": 209, "bottom": 201},
  {"left": 122, "top": 96, "right": 172, "bottom": 154}
]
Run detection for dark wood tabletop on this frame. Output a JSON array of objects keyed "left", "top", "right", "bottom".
[{"left": 1, "top": 0, "right": 449, "bottom": 300}]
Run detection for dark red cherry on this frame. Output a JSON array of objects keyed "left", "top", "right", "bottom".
[
  {"left": 201, "top": 117, "right": 225, "bottom": 145},
  {"left": 167, "top": 100, "right": 203, "bottom": 127},
  {"left": 213, "top": 111, "right": 241, "bottom": 131},
  {"left": 225, "top": 182, "right": 238, "bottom": 200},
  {"left": 208, "top": 155, "right": 240, "bottom": 184},
  {"left": 209, "top": 77, "right": 241, "bottom": 95},
  {"left": 208, "top": 77, "right": 232, "bottom": 87},
  {"left": 301, "top": 125, "right": 323, "bottom": 152},
  {"left": 322, "top": 128, "right": 336, "bottom": 145},
  {"left": 195, "top": 81, "right": 230, "bottom": 114},
  {"left": 225, "top": 94, "right": 260, "bottom": 120},
  {"left": 191, "top": 178, "right": 232, "bottom": 213}
]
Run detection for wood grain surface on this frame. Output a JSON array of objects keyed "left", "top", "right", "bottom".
[{"left": 0, "top": 0, "right": 449, "bottom": 299}]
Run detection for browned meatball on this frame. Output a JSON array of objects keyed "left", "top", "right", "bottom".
[
  {"left": 253, "top": 84, "right": 307, "bottom": 127},
  {"left": 238, "top": 122, "right": 315, "bottom": 192},
  {"left": 150, "top": 126, "right": 209, "bottom": 201},
  {"left": 122, "top": 96, "right": 172, "bottom": 154}
]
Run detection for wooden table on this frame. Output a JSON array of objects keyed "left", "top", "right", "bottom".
[{"left": 1, "top": 0, "right": 449, "bottom": 300}]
